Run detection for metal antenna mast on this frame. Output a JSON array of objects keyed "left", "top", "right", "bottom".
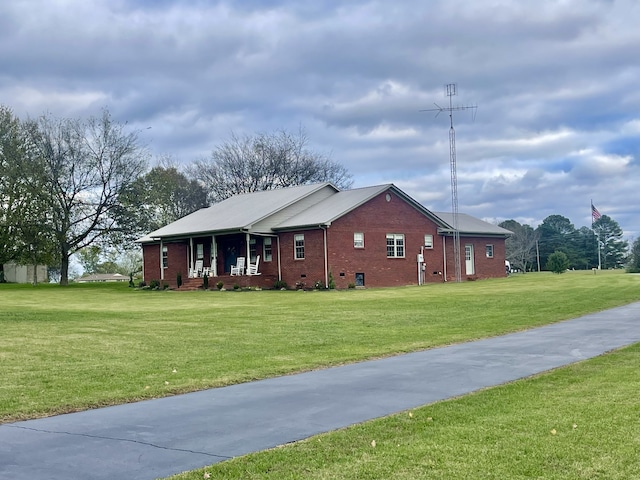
[{"left": 422, "top": 83, "right": 477, "bottom": 283}]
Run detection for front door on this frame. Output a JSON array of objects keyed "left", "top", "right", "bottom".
[
  {"left": 224, "top": 245, "right": 238, "bottom": 274},
  {"left": 465, "top": 244, "right": 475, "bottom": 275}
]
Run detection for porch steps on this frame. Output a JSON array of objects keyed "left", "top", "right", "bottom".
[{"left": 177, "top": 274, "right": 278, "bottom": 291}]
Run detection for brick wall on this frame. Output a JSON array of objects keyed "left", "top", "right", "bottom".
[
  {"left": 325, "top": 190, "right": 445, "bottom": 288},
  {"left": 142, "top": 242, "right": 189, "bottom": 287},
  {"left": 442, "top": 236, "right": 507, "bottom": 281},
  {"left": 278, "top": 229, "right": 326, "bottom": 288}
]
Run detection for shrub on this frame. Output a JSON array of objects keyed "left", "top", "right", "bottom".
[
  {"left": 177, "top": 273, "right": 183, "bottom": 288},
  {"left": 137, "top": 280, "right": 147, "bottom": 288},
  {"left": 546, "top": 251, "right": 570, "bottom": 274},
  {"left": 233, "top": 283, "right": 240, "bottom": 290},
  {"left": 273, "top": 280, "right": 288, "bottom": 290},
  {"left": 314, "top": 280, "right": 325, "bottom": 290},
  {"left": 328, "top": 271, "right": 336, "bottom": 289},
  {"left": 203, "top": 274, "right": 209, "bottom": 289},
  {"left": 216, "top": 280, "right": 224, "bottom": 290},
  {"left": 149, "top": 279, "right": 160, "bottom": 289},
  {"left": 347, "top": 282, "right": 356, "bottom": 289}
]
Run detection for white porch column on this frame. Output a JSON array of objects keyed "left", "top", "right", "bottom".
[
  {"left": 212, "top": 235, "right": 217, "bottom": 277},
  {"left": 245, "top": 232, "right": 251, "bottom": 275},
  {"left": 189, "top": 237, "right": 194, "bottom": 275}
]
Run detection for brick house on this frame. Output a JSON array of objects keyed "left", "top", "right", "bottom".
[{"left": 138, "top": 183, "right": 511, "bottom": 289}]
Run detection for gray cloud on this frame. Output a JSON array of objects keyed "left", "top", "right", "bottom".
[{"left": 0, "top": 0, "right": 638, "bottom": 238}]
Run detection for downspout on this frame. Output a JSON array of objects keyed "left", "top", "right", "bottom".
[
  {"left": 277, "top": 236, "right": 282, "bottom": 281},
  {"left": 442, "top": 235, "right": 447, "bottom": 282},
  {"left": 322, "top": 225, "right": 328, "bottom": 288},
  {"left": 159, "top": 240, "right": 163, "bottom": 281}
]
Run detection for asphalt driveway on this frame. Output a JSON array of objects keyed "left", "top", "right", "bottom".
[{"left": 2, "top": 301, "right": 640, "bottom": 479}]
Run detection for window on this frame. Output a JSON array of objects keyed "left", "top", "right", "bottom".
[
  {"left": 354, "top": 232, "right": 364, "bottom": 248},
  {"left": 162, "top": 246, "right": 168, "bottom": 268},
  {"left": 294, "top": 234, "right": 305, "bottom": 259},
  {"left": 486, "top": 244, "right": 494, "bottom": 258},
  {"left": 263, "top": 237, "right": 273, "bottom": 262},
  {"left": 386, "top": 233, "right": 405, "bottom": 258},
  {"left": 196, "top": 243, "right": 204, "bottom": 260},
  {"left": 424, "top": 234, "right": 433, "bottom": 249}
]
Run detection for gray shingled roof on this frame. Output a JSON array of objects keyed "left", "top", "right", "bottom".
[
  {"left": 138, "top": 182, "right": 510, "bottom": 242},
  {"left": 433, "top": 212, "right": 512, "bottom": 236},
  {"left": 143, "top": 183, "right": 336, "bottom": 240}
]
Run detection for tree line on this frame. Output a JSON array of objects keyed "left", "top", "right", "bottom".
[
  {"left": 499, "top": 214, "right": 634, "bottom": 273},
  {"left": 0, "top": 106, "right": 352, "bottom": 284}
]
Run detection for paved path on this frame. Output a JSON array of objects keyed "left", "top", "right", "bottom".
[{"left": 2, "top": 302, "right": 640, "bottom": 479}]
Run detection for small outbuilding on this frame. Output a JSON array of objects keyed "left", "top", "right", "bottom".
[{"left": 1, "top": 262, "right": 49, "bottom": 284}]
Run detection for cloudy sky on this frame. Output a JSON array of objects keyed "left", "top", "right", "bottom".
[{"left": 2, "top": 0, "right": 638, "bottom": 239}]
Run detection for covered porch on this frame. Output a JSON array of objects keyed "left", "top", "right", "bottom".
[{"left": 152, "top": 230, "right": 280, "bottom": 288}]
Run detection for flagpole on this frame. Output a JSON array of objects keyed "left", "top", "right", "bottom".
[{"left": 591, "top": 200, "right": 601, "bottom": 270}]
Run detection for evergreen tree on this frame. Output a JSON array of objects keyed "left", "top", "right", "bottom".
[
  {"left": 546, "top": 251, "right": 570, "bottom": 274},
  {"left": 536, "top": 215, "right": 578, "bottom": 270}
]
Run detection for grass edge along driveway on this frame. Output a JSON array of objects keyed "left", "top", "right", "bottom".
[
  {"left": 171, "top": 342, "right": 640, "bottom": 480},
  {"left": 1, "top": 270, "right": 639, "bottom": 424}
]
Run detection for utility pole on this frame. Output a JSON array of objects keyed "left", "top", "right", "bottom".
[{"left": 422, "top": 84, "right": 477, "bottom": 283}]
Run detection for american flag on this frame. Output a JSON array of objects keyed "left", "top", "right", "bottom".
[{"left": 592, "top": 203, "right": 601, "bottom": 221}]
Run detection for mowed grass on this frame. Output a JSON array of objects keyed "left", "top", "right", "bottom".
[
  {"left": 173, "top": 343, "right": 640, "bottom": 480},
  {"left": 1, "top": 270, "right": 639, "bottom": 424}
]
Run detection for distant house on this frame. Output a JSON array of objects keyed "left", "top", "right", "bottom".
[
  {"left": 77, "top": 273, "right": 128, "bottom": 283},
  {"left": 2, "top": 262, "right": 49, "bottom": 284},
  {"left": 138, "top": 183, "right": 512, "bottom": 289}
]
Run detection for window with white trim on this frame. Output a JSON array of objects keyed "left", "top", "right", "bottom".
[
  {"left": 162, "top": 246, "right": 168, "bottom": 268},
  {"left": 424, "top": 234, "right": 433, "bottom": 249},
  {"left": 294, "top": 234, "right": 305, "bottom": 259},
  {"left": 263, "top": 237, "right": 273, "bottom": 262},
  {"left": 486, "top": 244, "right": 494, "bottom": 258},
  {"left": 386, "top": 233, "right": 405, "bottom": 258},
  {"left": 196, "top": 243, "right": 204, "bottom": 260},
  {"left": 354, "top": 232, "right": 364, "bottom": 248}
]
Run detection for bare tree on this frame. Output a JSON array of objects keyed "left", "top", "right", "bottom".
[
  {"left": 499, "top": 220, "right": 539, "bottom": 272},
  {"left": 24, "top": 109, "right": 148, "bottom": 285},
  {"left": 189, "top": 127, "right": 353, "bottom": 203}
]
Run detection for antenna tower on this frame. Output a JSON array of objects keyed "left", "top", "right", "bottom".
[{"left": 422, "top": 83, "right": 477, "bottom": 283}]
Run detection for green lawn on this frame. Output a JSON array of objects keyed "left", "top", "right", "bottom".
[
  {"left": 1, "top": 270, "right": 639, "bottom": 426},
  {"left": 173, "top": 343, "right": 640, "bottom": 480}
]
